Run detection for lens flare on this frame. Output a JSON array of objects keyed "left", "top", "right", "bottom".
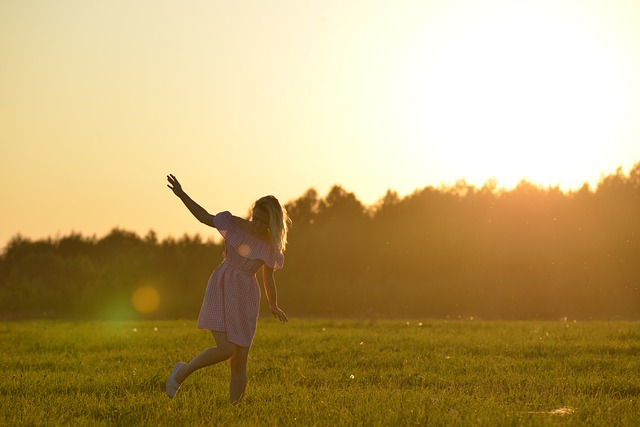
[
  {"left": 237, "top": 243, "right": 252, "bottom": 258},
  {"left": 131, "top": 286, "right": 160, "bottom": 314}
]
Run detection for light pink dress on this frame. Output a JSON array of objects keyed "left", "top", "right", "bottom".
[{"left": 197, "top": 211, "right": 284, "bottom": 347}]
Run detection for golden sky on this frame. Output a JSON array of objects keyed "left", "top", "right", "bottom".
[{"left": 2, "top": 0, "right": 640, "bottom": 249}]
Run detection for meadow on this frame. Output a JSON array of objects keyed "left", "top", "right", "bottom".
[{"left": 1, "top": 318, "right": 638, "bottom": 426}]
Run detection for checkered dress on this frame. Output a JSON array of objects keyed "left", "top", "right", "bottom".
[{"left": 197, "top": 211, "right": 284, "bottom": 347}]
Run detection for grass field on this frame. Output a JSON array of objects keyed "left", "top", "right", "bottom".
[{"left": 1, "top": 318, "right": 638, "bottom": 426}]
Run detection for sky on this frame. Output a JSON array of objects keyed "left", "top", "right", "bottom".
[{"left": 2, "top": 0, "right": 640, "bottom": 251}]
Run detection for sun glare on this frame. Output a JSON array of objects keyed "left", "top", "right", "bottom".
[{"left": 398, "top": 4, "right": 634, "bottom": 189}]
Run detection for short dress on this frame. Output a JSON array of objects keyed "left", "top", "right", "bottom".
[{"left": 197, "top": 211, "right": 284, "bottom": 347}]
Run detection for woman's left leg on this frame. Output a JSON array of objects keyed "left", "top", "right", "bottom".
[{"left": 229, "top": 345, "right": 250, "bottom": 404}]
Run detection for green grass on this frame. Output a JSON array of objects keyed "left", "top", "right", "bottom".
[{"left": 1, "top": 318, "right": 638, "bottom": 426}]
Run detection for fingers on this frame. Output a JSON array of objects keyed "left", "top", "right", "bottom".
[
  {"left": 273, "top": 309, "right": 288, "bottom": 322},
  {"left": 166, "top": 175, "right": 181, "bottom": 194}
]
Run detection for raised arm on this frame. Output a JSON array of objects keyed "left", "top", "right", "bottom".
[
  {"left": 262, "top": 265, "right": 288, "bottom": 322},
  {"left": 166, "top": 174, "right": 215, "bottom": 226}
]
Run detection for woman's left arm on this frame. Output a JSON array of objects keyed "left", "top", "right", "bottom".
[{"left": 263, "top": 265, "right": 288, "bottom": 322}]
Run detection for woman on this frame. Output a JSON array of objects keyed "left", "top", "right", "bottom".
[{"left": 165, "top": 174, "right": 290, "bottom": 403}]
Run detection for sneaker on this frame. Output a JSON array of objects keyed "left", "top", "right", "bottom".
[{"left": 166, "top": 362, "right": 186, "bottom": 398}]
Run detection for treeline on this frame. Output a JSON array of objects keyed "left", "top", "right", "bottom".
[
  {"left": 0, "top": 230, "right": 220, "bottom": 319},
  {"left": 2, "top": 164, "right": 639, "bottom": 320}
]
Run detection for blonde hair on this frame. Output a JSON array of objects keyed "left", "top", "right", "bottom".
[{"left": 253, "top": 195, "right": 291, "bottom": 253}]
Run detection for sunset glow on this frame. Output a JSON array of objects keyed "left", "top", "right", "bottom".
[{"left": 1, "top": 0, "right": 639, "bottom": 247}]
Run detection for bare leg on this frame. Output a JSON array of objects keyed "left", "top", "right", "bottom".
[
  {"left": 175, "top": 331, "right": 234, "bottom": 384},
  {"left": 229, "top": 345, "right": 250, "bottom": 404}
]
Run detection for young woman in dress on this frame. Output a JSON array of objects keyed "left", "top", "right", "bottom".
[{"left": 165, "top": 174, "right": 290, "bottom": 403}]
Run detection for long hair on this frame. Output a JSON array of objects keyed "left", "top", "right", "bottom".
[{"left": 253, "top": 195, "right": 291, "bottom": 253}]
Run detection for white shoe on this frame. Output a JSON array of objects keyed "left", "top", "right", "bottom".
[{"left": 166, "top": 362, "right": 186, "bottom": 398}]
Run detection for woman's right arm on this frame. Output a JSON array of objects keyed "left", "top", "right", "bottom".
[{"left": 166, "top": 174, "right": 215, "bottom": 226}]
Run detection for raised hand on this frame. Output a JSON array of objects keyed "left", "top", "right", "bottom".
[{"left": 166, "top": 174, "right": 184, "bottom": 197}]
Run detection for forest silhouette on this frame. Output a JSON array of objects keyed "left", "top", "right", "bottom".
[{"left": 1, "top": 163, "right": 639, "bottom": 320}]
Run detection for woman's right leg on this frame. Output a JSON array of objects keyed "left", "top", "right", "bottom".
[
  {"left": 229, "top": 345, "right": 250, "bottom": 404},
  {"left": 174, "top": 331, "right": 234, "bottom": 384}
]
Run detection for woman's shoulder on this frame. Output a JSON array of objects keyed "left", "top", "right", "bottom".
[
  {"left": 223, "top": 213, "right": 270, "bottom": 244},
  {"left": 230, "top": 215, "right": 253, "bottom": 234},
  {"left": 212, "top": 211, "right": 231, "bottom": 230},
  {"left": 213, "top": 211, "right": 249, "bottom": 226}
]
